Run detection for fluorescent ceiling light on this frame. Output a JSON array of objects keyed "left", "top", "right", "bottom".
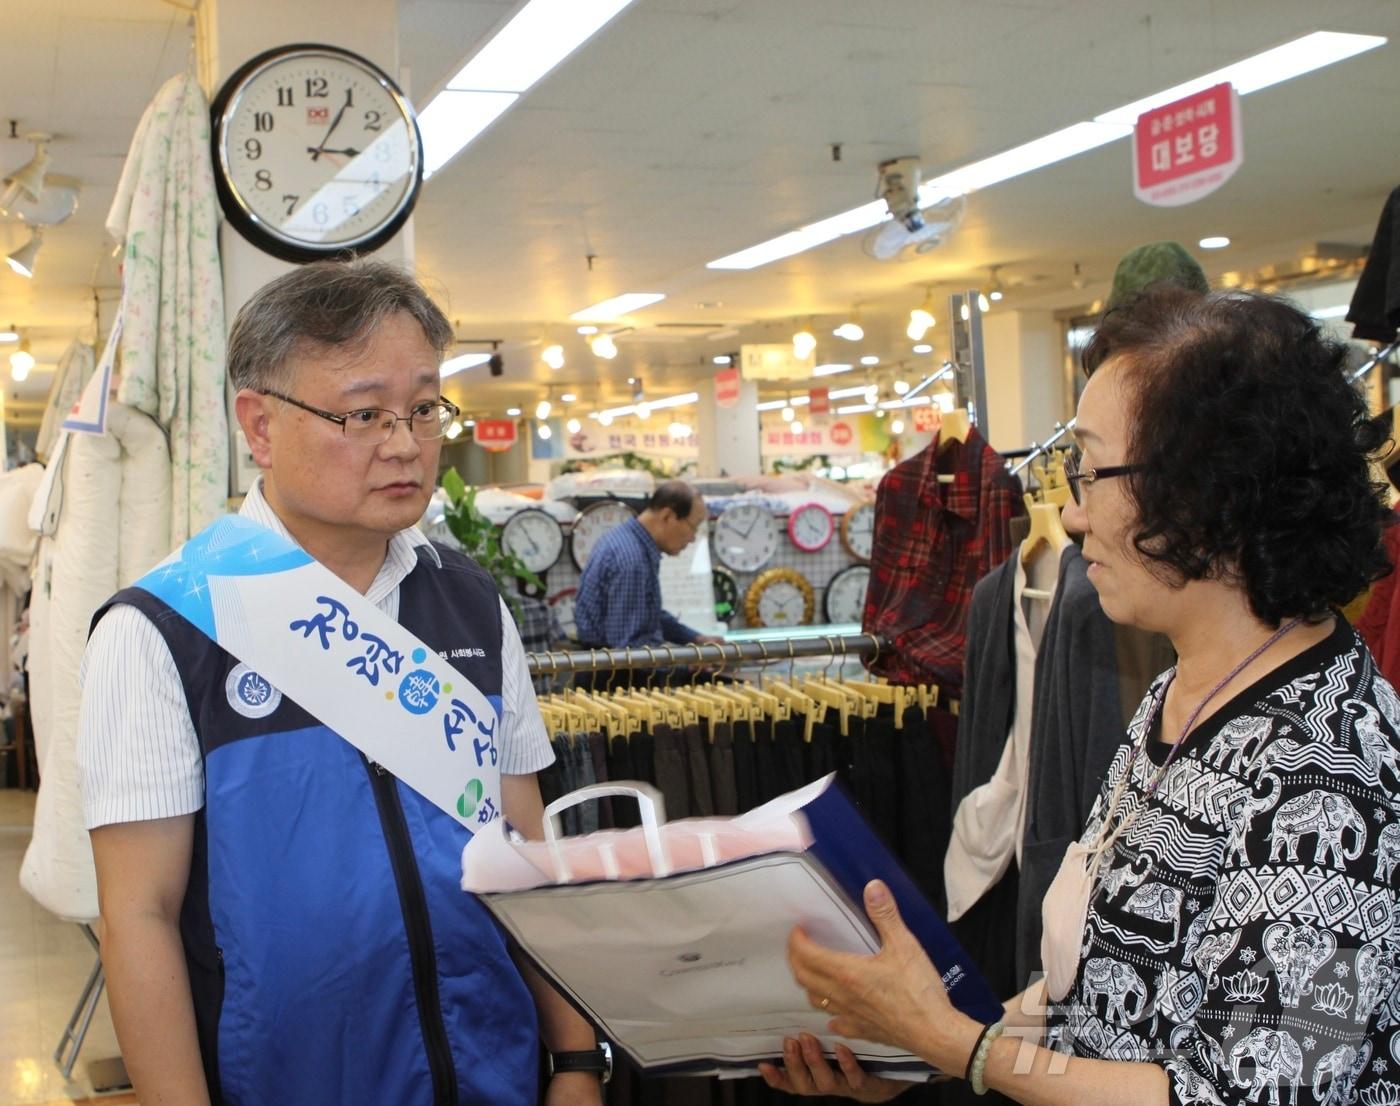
[
  {"left": 441, "top": 352, "right": 493, "bottom": 378},
  {"left": 835, "top": 403, "right": 875, "bottom": 415},
  {"left": 1311, "top": 304, "right": 1351, "bottom": 320},
  {"left": 707, "top": 31, "right": 1386, "bottom": 272},
  {"left": 570, "top": 293, "right": 666, "bottom": 322},
  {"left": 0, "top": 330, "right": 16, "bottom": 343},
  {"left": 1198, "top": 236, "right": 1231, "bottom": 249},
  {"left": 880, "top": 395, "right": 933, "bottom": 409},
  {"left": 756, "top": 396, "right": 811, "bottom": 412},
  {"left": 812, "top": 363, "right": 855, "bottom": 377},
  {"left": 419, "top": 91, "right": 518, "bottom": 177},
  {"left": 708, "top": 201, "right": 887, "bottom": 271},
  {"left": 1094, "top": 31, "right": 1386, "bottom": 126},
  {"left": 447, "top": 0, "right": 637, "bottom": 94},
  {"left": 596, "top": 390, "right": 698, "bottom": 420},
  {"left": 828, "top": 384, "right": 871, "bottom": 400}
]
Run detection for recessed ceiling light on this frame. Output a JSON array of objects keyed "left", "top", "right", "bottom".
[
  {"left": 0, "top": 329, "right": 16, "bottom": 343},
  {"left": 506, "top": 407, "right": 522, "bottom": 416},
  {"left": 713, "top": 355, "right": 732, "bottom": 365},
  {"left": 912, "top": 344, "right": 933, "bottom": 354},
  {"left": 1198, "top": 236, "right": 1231, "bottom": 249},
  {"left": 707, "top": 31, "right": 1385, "bottom": 271},
  {"left": 570, "top": 292, "right": 665, "bottom": 322},
  {"left": 561, "top": 392, "right": 577, "bottom": 402},
  {"left": 576, "top": 325, "right": 599, "bottom": 335},
  {"left": 860, "top": 355, "right": 879, "bottom": 366}
]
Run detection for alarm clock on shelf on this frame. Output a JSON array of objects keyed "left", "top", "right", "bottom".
[
  {"left": 569, "top": 499, "right": 636, "bottom": 570},
  {"left": 840, "top": 502, "right": 876, "bottom": 562},
  {"left": 548, "top": 587, "right": 578, "bottom": 641},
  {"left": 823, "top": 564, "right": 871, "bottom": 625},
  {"left": 787, "top": 502, "right": 834, "bottom": 553},
  {"left": 500, "top": 508, "right": 565, "bottom": 576},
  {"left": 210, "top": 43, "right": 424, "bottom": 262},
  {"left": 743, "top": 568, "right": 815, "bottom": 629},
  {"left": 712, "top": 502, "right": 780, "bottom": 573}
]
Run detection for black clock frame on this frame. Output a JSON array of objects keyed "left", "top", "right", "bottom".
[{"left": 210, "top": 43, "right": 424, "bottom": 264}]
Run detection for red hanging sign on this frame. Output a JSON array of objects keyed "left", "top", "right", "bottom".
[
  {"left": 1133, "top": 82, "right": 1243, "bottom": 207},
  {"left": 912, "top": 405, "right": 939, "bottom": 432},
  {"left": 474, "top": 419, "right": 518, "bottom": 452},
  {"left": 808, "top": 387, "right": 830, "bottom": 417},
  {"left": 715, "top": 367, "right": 741, "bottom": 408}
]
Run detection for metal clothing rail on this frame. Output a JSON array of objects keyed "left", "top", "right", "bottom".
[
  {"left": 1348, "top": 334, "right": 1400, "bottom": 384},
  {"left": 526, "top": 633, "right": 888, "bottom": 676},
  {"left": 1010, "top": 419, "right": 1076, "bottom": 477}
]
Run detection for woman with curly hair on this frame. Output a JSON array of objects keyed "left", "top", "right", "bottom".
[{"left": 764, "top": 286, "right": 1400, "bottom": 1106}]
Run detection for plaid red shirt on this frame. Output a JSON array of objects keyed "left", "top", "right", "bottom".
[{"left": 862, "top": 428, "right": 1023, "bottom": 689}]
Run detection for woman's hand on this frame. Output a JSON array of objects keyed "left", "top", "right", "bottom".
[
  {"left": 758, "top": 1035, "right": 907, "bottom": 1102},
  {"left": 787, "top": 879, "right": 978, "bottom": 1069}
]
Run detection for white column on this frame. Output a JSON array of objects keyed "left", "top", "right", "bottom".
[
  {"left": 695, "top": 377, "right": 761, "bottom": 477},
  {"left": 979, "top": 309, "right": 1068, "bottom": 455}
]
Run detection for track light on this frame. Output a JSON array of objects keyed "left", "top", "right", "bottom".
[
  {"left": 792, "top": 328, "right": 817, "bottom": 359},
  {"left": 790, "top": 420, "right": 803, "bottom": 434},
  {"left": 907, "top": 289, "right": 936, "bottom": 340},
  {"left": 566, "top": 417, "right": 582, "bottom": 433},
  {"left": 537, "top": 423, "right": 552, "bottom": 440},
  {"left": 535, "top": 398, "right": 552, "bottom": 420},
  {"left": 781, "top": 403, "right": 795, "bottom": 422},
  {"left": 0, "top": 135, "right": 51, "bottom": 214},
  {"left": 833, "top": 321, "right": 864, "bottom": 342},
  {"left": 0, "top": 325, "right": 16, "bottom": 343},
  {"left": 9, "top": 340, "right": 34, "bottom": 381},
  {"left": 891, "top": 418, "right": 905, "bottom": 434},
  {"left": 542, "top": 344, "right": 565, "bottom": 370},
  {"left": 591, "top": 334, "right": 618, "bottom": 359},
  {"left": 978, "top": 293, "right": 991, "bottom": 312},
  {"left": 6, "top": 227, "right": 43, "bottom": 278},
  {"left": 893, "top": 379, "right": 910, "bottom": 395}
]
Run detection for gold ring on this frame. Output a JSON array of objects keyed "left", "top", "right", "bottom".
[{"left": 819, "top": 997, "right": 831, "bottom": 1010}]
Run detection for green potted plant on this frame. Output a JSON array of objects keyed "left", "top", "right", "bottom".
[{"left": 438, "top": 467, "right": 543, "bottom": 622}]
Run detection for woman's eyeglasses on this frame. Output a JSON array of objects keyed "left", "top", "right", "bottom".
[{"left": 1063, "top": 449, "right": 1142, "bottom": 505}]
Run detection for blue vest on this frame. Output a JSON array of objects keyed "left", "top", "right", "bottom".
[{"left": 94, "top": 544, "right": 539, "bottom": 1106}]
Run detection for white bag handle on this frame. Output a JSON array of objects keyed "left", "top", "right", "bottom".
[{"left": 543, "top": 781, "right": 670, "bottom": 883}]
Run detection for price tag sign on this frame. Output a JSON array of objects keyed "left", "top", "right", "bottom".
[
  {"left": 474, "top": 419, "right": 518, "bottom": 452},
  {"left": 715, "top": 367, "right": 741, "bottom": 408}
]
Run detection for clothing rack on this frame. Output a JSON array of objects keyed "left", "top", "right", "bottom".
[
  {"left": 526, "top": 633, "right": 888, "bottom": 676},
  {"left": 1009, "top": 419, "right": 1076, "bottom": 477}
]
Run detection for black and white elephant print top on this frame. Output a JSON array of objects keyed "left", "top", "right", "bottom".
[{"left": 1045, "top": 619, "right": 1400, "bottom": 1106}]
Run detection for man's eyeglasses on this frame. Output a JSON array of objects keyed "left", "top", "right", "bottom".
[
  {"left": 261, "top": 389, "right": 461, "bottom": 445},
  {"left": 1063, "top": 448, "right": 1142, "bottom": 505}
]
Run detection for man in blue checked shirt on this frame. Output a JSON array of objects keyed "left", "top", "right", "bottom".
[{"left": 574, "top": 481, "right": 723, "bottom": 650}]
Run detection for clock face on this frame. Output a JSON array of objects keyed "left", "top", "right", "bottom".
[
  {"left": 841, "top": 503, "right": 876, "bottom": 561},
  {"left": 212, "top": 44, "right": 423, "bottom": 262},
  {"left": 548, "top": 587, "right": 578, "bottom": 640},
  {"left": 824, "top": 565, "right": 871, "bottom": 625},
  {"left": 712, "top": 568, "right": 739, "bottom": 623},
  {"left": 744, "top": 568, "right": 815, "bottom": 629},
  {"left": 713, "top": 503, "right": 780, "bottom": 572},
  {"left": 787, "top": 503, "right": 834, "bottom": 553},
  {"left": 501, "top": 509, "right": 564, "bottom": 574},
  {"left": 570, "top": 500, "right": 636, "bottom": 570}
]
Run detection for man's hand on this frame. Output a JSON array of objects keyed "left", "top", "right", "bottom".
[
  {"left": 545, "top": 1071, "right": 604, "bottom": 1106},
  {"left": 693, "top": 633, "right": 725, "bottom": 645}
]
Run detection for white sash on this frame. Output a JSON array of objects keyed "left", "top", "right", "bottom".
[{"left": 131, "top": 515, "right": 502, "bottom": 833}]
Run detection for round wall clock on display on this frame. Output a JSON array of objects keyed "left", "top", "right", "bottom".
[
  {"left": 211, "top": 44, "right": 424, "bottom": 262},
  {"left": 569, "top": 500, "right": 636, "bottom": 570},
  {"left": 712, "top": 502, "right": 781, "bottom": 573},
  {"left": 743, "top": 568, "right": 815, "bottom": 629},
  {"left": 840, "top": 502, "right": 876, "bottom": 562},
  {"left": 548, "top": 587, "right": 578, "bottom": 640},
  {"left": 500, "top": 508, "right": 565, "bottom": 575},
  {"left": 712, "top": 567, "right": 740, "bottom": 624},
  {"left": 786, "top": 502, "right": 835, "bottom": 553},
  {"left": 824, "top": 564, "right": 871, "bottom": 625}
]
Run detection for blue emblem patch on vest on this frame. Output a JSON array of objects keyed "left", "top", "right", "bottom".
[{"left": 225, "top": 663, "right": 282, "bottom": 719}]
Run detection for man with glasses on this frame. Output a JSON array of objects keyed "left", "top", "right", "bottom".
[
  {"left": 574, "top": 480, "right": 722, "bottom": 652},
  {"left": 77, "top": 260, "right": 605, "bottom": 1106}
]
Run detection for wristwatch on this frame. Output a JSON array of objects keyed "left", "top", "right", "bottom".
[{"left": 548, "top": 1043, "right": 612, "bottom": 1083}]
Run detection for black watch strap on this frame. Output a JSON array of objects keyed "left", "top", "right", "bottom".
[{"left": 550, "top": 1044, "right": 612, "bottom": 1083}]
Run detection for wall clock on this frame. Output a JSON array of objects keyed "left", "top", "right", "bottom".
[
  {"left": 548, "top": 587, "right": 578, "bottom": 641},
  {"left": 210, "top": 43, "right": 424, "bottom": 263},
  {"left": 743, "top": 568, "right": 815, "bottom": 629},
  {"left": 712, "top": 567, "right": 740, "bottom": 624},
  {"left": 500, "top": 508, "right": 565, "bottom": 575},
  {"left": 787, "top": 502, "right": 834, "bottom": 553},
  {"left": 823, "top": 564, "right": 871, "bottom": 625},
  {"left": 840, "top": 502, "right": 876, "bottom": 562},
  {"left": 712, "top": 502, "right": 780, "bottom": 573},
  {"left": 570, "top": 500, "right": 636, "bottom": 570}
]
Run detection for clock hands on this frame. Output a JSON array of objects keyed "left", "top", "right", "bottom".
[
  {"left": 308, "top": 88, "right": 354, "bottom": 161},
  {"left": 305, "top": 145, "right": 362, "bottom": 158}
]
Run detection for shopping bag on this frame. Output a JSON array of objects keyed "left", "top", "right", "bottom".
[{"left": 461, "top": 773, "right": 1000, "bottom": 1078}]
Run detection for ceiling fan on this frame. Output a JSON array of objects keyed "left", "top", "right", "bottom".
[{"left": 863, "top": 156, "right": 965, "bottom": 263}]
